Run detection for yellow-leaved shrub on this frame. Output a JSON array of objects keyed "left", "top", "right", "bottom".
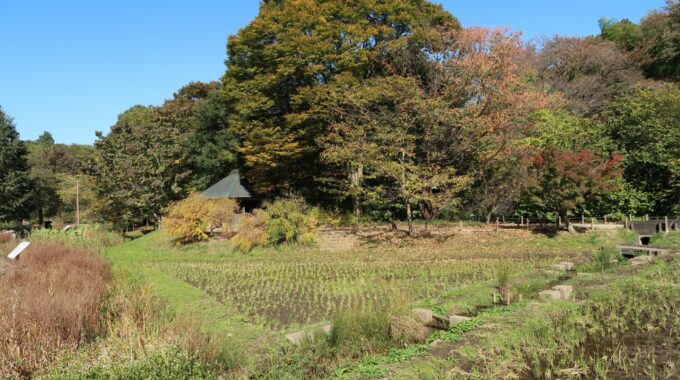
[{"left": 163, "top": 194, "right": 236, "bottom": 245}]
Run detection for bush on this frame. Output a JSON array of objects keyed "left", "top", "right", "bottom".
[
  {"left": 0, "top": 231, "right": 12, "bottom": 244},
  {"left": 593, "top": 246, "right": 620, "bottom": 272},
  {"left": 163, "top": 194, "right": 236, "bottom": 245},
  {"left": 30, "top": 224, "right": 123, "bottom": 253},
  {"left": 0, "top": 243, "right": 112, "bottom": 378},
  {"left": 232, "top": 196, "right": 319, "bottom": 252},
  {"left": 231, "top": 211, "right": 268, "bottom": 252}
]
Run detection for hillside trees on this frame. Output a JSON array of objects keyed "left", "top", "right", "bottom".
[
  {"left": 639, "top": 1, "right": 680, "bottom": 81},
  {"left": 604, "top": 86, "right": 680, "bottom": 215},
  {"left": 0, "top": 108, "right": 31, "bottom": 222},
  {"left": 93, "top": 82, "right": 240, "bottom": 228},
  {"left": 159, "top": 82, "right": 238, "bottom": 191},
  {"left": 535, "top": 36, "right": 643, "bottom": 116},
  {"left": 599, "top": 1, "right": 680, "bottom": 81},
  {"left": 434, "top": 27, "right": 549, "bottom": 220},
  {"left": 94, "top": 105, "right": 191, "bottom": 229},
  {"left": 221, "top": 0, "right": 459, "bottom": 195}
]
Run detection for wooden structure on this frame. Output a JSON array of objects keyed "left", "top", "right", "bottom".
[
  {"left": 201, "top": 169, "right": 257, "bottom": 233},
  {"left": 617, "top": 244, "right": 669, "bottom": 258}
]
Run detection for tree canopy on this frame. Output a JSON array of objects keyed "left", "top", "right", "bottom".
[{"left": 20, "top": 0, "right": 678, "bottom": 230}]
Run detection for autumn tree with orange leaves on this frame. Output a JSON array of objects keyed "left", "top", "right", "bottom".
[{"left": 526, "top": 146, "right": 623, "bottom": 233}]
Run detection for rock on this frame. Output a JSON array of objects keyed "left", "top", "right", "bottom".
[
  {"left": 285, "top": 331, "right": 307, "bottom": 345},
  {"left": 412, "top": 308, "right": 433, "bottom": 324},
  {"left": 285, "top": 324, "right": 332, "bottom": 345},
  {"left": 560, "top": 262, "right": 575, "bottom": 271},
  {"left": 539, "top": 290, "right": 563, "bottom": 300},
  {"left": 553, "top": 285, "right": 573, "bottom": 301},
  {"left": 543, "top": 270, "right": 561, "bottom": 277},
  {"left": 429, "top": 339, "right": 444, "bottom": 347},
  {"left": 630, "top": 256, "right": 653, "bottom": 266},
  {"left": 551, "top": 263, "right": 568, "bottom": 271},
  {"left": 448, "top": 315, "right": 471, "bottom": 326}
]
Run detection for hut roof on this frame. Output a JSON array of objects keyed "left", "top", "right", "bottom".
[{"left": 201, "top": 169, "right": 254, "bottom": 199}]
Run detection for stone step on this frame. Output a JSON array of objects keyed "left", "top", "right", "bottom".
[{"left": 539, "top": 284, "right": 574, "bottom": 301}]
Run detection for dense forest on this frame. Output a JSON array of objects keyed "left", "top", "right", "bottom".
[{"left": 1, "top": 0, "right": 679, "bottom": 231}]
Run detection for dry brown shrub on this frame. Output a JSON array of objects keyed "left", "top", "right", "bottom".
[
  {"left": 231, "top": 211, "right": 268, "bottom": 252},
  {"left": 0, "top": 243, "right": 112, "bottom": 378},
  {"left": 388, "top": 315, "right": 430, "bottom": 346},
  {"left": 0, "top": 232, "right": 13, "bottom": 244}
]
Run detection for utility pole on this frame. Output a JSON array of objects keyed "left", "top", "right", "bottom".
[{"left": 76, "top": 174, "right": 81, "bottom": 226}]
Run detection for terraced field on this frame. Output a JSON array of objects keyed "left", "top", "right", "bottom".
[{"left": 141, "top": 227, "right": 599, "bottom": 330}]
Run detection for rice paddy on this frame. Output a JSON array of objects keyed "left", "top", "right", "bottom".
[{"left": 140, "top": 228, "right": 598, "bottom": 330}]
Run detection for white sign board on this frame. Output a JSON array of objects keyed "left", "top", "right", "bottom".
[{"left": 7, "top": 241, "right": 30, "bottom": 260}]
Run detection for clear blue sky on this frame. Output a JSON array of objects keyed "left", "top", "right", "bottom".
[{"left": 0, "top": 0, "right": 664, "bottom": 145}]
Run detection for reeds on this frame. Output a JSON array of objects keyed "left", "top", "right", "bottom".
[{"left": 0, "top": 243, "right": 112, "bottom": 378}]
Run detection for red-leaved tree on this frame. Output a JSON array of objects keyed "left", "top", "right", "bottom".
[{"left": 527, "top": 146, "right": 623, "bottom": 233}]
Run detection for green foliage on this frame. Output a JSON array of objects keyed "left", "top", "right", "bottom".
[
  {"left": 94, "top": 105, "right": 191, "bottom": 229},
  {"left": 221, "top": 0, "right": 458, "bottom": 195},
  {"left": 29, "top": 224, "right": 123, "bottom": 253},
  {"left": 599, "top": 17, "right": 643, "bottom": 51},
  {"left": 593, "top": 246, "right": 620, "bottom": 272},
  {"left": 44, "top": 349, "right": 213, "bottom": 380},
  {"left": 651, "top": 231, "right": 680, "bottom": 249},
  {"left": 640, "top": 2, "right": 680, "bottom": 80},
  {"left": 233, "top": 196, "right": 318, "bottom": 252},
  {"left": 605, "top": 86, "right": 680, "bottom": 215},
  {"left": 0, "top": 107, "right": 32, "bottom": 222}
]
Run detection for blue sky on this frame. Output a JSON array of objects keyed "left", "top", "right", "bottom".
[{"left": 0, "top": 0, "right": 664, "bottom": 145}]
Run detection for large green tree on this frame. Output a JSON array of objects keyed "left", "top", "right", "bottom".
[
  {"left": 605, "top": 86, "right": 680, "bottom": 215},
  {"left": 0, "top": 108, "right": 32, "bottom": 223},
  {"left": 222, "top": 0, "right": 458, "bottom": 196},
  {"left": 26, "top": 132, "right": 61, "bottom": 224},
  {"left": 94, "top": 106, "right": 191, "bottom": 228},
  {"left": 159, "top": 82, "right": 239, "bottom": 191}
]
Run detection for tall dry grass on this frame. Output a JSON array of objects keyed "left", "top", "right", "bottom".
[
  {"left": 0, "top": 232, "right": 13, "bottom": 244},
  {"left": 0, "top": 243, "right": 112, "bottom": 378}
]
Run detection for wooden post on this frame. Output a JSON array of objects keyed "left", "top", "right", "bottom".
[
  {"left": 558, "top": 215, "right": 561, "bottom": 226},
  {"left": 646, "top": 214, "right": 649, "bottom": 221},
  {"left": 496, "top": 217, "right": 499, "bottom": 231},
  {"left": 604, "top": 215, "right": 608, "bottom": 224},
  {"left": 520, "top": 216, "right": 524, "bottom": 226},
  {"left": 526, "top": 218, "right": 530, "bottom": 230},
  {"left": 581, "top": 215, "right": 585, "bottom": 224},
  {"left": 665, "top": 216, "right": 669, "bottom": 235},
  {"left": 591, "top": 218, "right": 594, "bottom": 231}
]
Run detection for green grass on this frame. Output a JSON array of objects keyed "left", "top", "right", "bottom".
[
  {"left": 103, "top": 233, "right": 282, "bottom": 372},
  {"left": 95, "top": 229, "right": 608, "bottom": 377},
  {"left": 382, "top": 235, "right": 680, "bottom": 379}
]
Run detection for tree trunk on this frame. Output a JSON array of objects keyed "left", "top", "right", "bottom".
[
  {"left": 406, "top": 201, "right": 413, "bottom": 236},
  {"left": 349, "top": 164, "right": 363, "bottom": 219},
  {"left": 561, "top": 211, "right": 576, "bottom": 234}
]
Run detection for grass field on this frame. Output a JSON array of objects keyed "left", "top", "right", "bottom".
[
  {"left": 98, "top": 226, "right": 611, "bottom": 377},
  {"left": 109, "top": 228, "right": 599, "bottom": 330},
  {"left": 7, "top": 224, "right": 678, "bottom": 379}
]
